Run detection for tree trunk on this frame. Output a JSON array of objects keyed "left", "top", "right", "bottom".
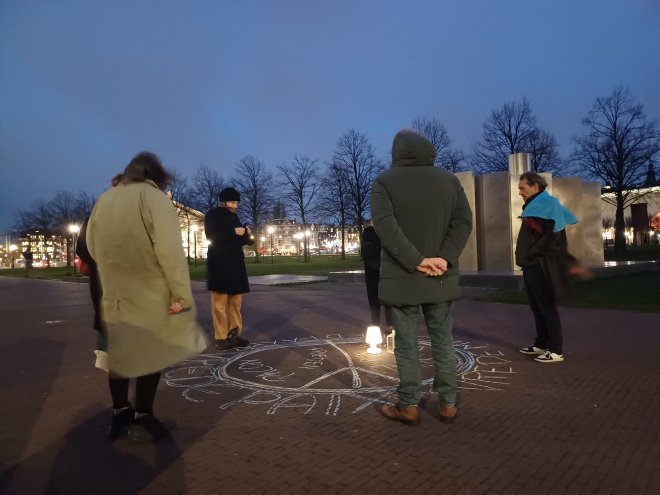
[
  {"left": 340, "top": 220, "right": 346, "bottom": 260},
  {"left": 614, "top": 193, "right": 627, "bottom": 255},
  {"left": 66, "top": 237, "right": 71, "bottom": 268}
]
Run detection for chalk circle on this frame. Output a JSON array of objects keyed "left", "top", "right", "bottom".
[{"left": 167, "top": 336, "right": 476, "bottom": 396}]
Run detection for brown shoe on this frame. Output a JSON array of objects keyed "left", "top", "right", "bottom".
[
  {"left": 439, "top": 405, "right": 458, "bottom": 423},
  {"left": 379, "top": 404, "right": 421, "bottom": 426}
]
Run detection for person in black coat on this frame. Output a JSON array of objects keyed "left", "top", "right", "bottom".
[
  {"left": 205, "top": 187, "right": 254, "bottom": 350},
  {"left": 515, "top": 171, "right": 590, "bottom": 364},
  {"left": 360, "top": 223, "right": 392, "bottom": 335},
  {"left": 78, "top": 218, "right": 138, "bottom": 440}
]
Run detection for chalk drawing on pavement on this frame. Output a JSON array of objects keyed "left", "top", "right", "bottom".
[{"left": 164, "top": 334, "right": 514, "bottom": 416}]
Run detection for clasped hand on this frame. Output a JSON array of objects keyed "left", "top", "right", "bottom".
[
  {"left": 416, "top": 257, "right": 448, "bottom": 277},
  {"left": 168, "top": 301, "right": 183, "bottom": 314}
]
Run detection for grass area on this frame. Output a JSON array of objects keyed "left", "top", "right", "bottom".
[
  {"left": 0, "top": 266, "right": 85, "bottom": 280},
  {"left": 3, "top": 248, "right": 658, "bottom": 313},
  {"left": 481, "top": 244, "right": 660, "bottom": 312},
  {"left": 0, "top": 255, "right": 363, "bottom": 281},
  {"left": 481, "top": 245, "right": 660, "bottom": 313},
  {"left": 481, "top": 269, "right": 660, "bottom": 313},
  {"left": 604, "top": 244, "right": 660, "bottom": 262}
]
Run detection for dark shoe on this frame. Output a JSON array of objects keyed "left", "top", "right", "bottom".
[
  {"left": 109, "top": 407, "right": 133, "bottom": 440},
  {"left": 518, "top": 345, "right": 546, "bottom": 355},
  {"left": 128, "top": 414, "right": 176, "bottom": 443},
  {"left": 439, "top": 405, "right": 458, "bottom": 423},
  {"left": 379, "top": 404, "right": 420, "bottom": 426},
  {"left": 228, "top": 328, "right": 249, "bottom": 348},
  {"left": 215, "top": 338, "right": 235, "bottom": 350}
]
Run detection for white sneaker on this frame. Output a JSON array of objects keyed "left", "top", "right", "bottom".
[
  {"left": 518, "top": 346, "right": 546, "bottom": 355},
  {"left": 534, "top": 351, "right": 564, "bottom": 363}
]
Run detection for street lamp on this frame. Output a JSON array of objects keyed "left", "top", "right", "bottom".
[
  {"left": 191, "top": 224, "right": 199, "bottom": 266},
  {"left": 68, "top": 224, "right": 80, "bottom": 273},
  {"left": 267, "top": 226, "right": 275, "bottom": 264}
]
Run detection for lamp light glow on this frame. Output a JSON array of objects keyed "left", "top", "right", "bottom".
[{"left": 365, "top": 326, "right": 383, "bottom": 354}]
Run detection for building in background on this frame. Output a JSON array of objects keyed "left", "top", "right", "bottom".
[{"left": 601, "top": 186, "right": 660, "bottom": 246}]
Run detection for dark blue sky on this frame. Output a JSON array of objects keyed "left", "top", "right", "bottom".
[{"left": 1, "top": 0, "right": 659, "bottom": 232}]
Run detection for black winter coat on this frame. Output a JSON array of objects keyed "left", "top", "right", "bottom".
[
  {"left": 360, "top": 226, "right": 382, "bottom": 273},
  {"left": 204, "top": 207, "right": 251, "bottom": 294},
  {"left": 76, "top": 219, "right": 103, "bottom": 332},
  {"left": 515, "top": 207, "right": 575, "bottom": 303}
]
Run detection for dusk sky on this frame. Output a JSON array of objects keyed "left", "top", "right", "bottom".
[{"left": 1, "top": 0, "right": 659, "bottom": 233}]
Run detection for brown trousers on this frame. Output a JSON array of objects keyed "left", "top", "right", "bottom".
[{"left": 211, "top": 292, "right": 243, "bottom": 340}]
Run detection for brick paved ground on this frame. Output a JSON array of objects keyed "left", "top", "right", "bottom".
[{"left": 0, "top": 276, "right": 658, "bottom": 495}]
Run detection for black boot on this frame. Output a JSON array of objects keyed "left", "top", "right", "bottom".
[
  {"left": 109, "top": 406, "right": 133, "bottom": 440},
  {"left": 228, "top": 328, "right": 249, "bottom": 347},
  {"left": 215, "top": 338, "right": 235, "bottom": 350},
  {"left": 128, "top": 414, "right": 177, "bottom": 443}
]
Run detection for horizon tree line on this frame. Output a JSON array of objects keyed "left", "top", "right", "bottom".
[{"left": 11, "top": 86, "right": 660, "bottom": 256}]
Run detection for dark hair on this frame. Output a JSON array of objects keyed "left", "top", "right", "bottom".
[
  {"left": 519, "top": 171, "right": 547, "bottom": 191},
  {"left": 113, "top": 151, "right": 173, "bottom": 190}
]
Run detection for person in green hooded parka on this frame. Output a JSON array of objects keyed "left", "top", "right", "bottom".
[{"left": 371, "top": 129, "right": 472, "bottom": 426}]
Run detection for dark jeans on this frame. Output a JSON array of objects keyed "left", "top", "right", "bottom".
[
  {"left": 522, "top": 263, "right": 563, "bottom": 354},
  {"left": 365, "top": 267, "right": 392, "bottom": 328},
  {"left": 109, "top": 372, "right": 161, "bottom": 414},
  {"left": 391, "top": 302, "right": 456, "bottom": 407}
]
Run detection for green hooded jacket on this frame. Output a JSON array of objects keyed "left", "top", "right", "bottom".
[{"left": 370, "top": 129, "right": 473, "bottom": 306}]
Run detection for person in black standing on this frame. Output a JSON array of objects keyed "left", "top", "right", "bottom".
[
  {"left": 515, "top": 171, "right": 589, "bottom": 364},
  {"left": 76, "top": 219, "right": 108, "bottom": 370},
  {"left": 22, "top": 246, "right": 33, "bottom": 272},
  {"left": 205, "top": 187, "right": 254, "bottom": 350},
  {"left": 360, "top": 222, "right": 393, "bottom": 336}
]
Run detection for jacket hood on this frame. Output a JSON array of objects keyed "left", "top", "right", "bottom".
[{"left": 391, "top": 129, "right": 435, "bottom": 167}]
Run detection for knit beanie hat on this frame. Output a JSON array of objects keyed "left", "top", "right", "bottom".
[{"left": 219, "top": 187, "right": 240, "bottom": 202}]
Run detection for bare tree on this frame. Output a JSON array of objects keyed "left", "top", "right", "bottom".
[
  {"left": 232, "top": 155, "right": 273, "bottom": 263},
  {"left": 49, "top": 191, "right": 78, "bottom": 230},
  {"left": 28, "top": 199, "right": 55, "bottom": 233},
  {"left": 528, "top": 129, "right": 565, "bottom": 173},
  {"left": 318, "top": 162, "right": 351, "bottom": 258},
  {"left": 332, "top": 129, "right": 383, "bottom": 233},
  {"left": 73, "top": 191, "right": 95, "bottom": 220},
  {"left": 276, "top": 154, "right": 322, "bottom": 261},
  {"left": 472, "top": 97, "right": 561, "bottom": 174},
  {"left": 14, "top": 191, "right": 92, "bottom": 237},
  {"left": 191, "top": 165, "right": 225, "bottom": 213},
  {"left": 12, "top": 209, "right": 38, "bottom": 236},
  {"left": 271, "top": 201, "right": 287, "bottom": 220},
  {"left": 444, "top": 148, "right": 468, "bottom": 173},
  {"left": 49, "top": 191, "right": 79, "bottom": 266},
  {"left": 571, "top": 86, "right": 660, "bottom": 254},
  {"left": 411, "top": 115, "right": 468, "bottom": 172},
  {"left": 412, "top": 116, "right": 452, "bottom": 165}
]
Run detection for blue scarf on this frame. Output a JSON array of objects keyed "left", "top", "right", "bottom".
[{"left": 521, "top": 191, "right": 578, "bottom": 232}]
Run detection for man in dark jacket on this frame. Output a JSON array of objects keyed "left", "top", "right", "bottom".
[
  {"left": 515, "top": 171, "right": 581, "bottom": 364},
  {"left": 205, "top": 187, "right": 253, "bottom": 350},
  {"left": 371, "top": 129, "right": 472, "bottom": 425}
]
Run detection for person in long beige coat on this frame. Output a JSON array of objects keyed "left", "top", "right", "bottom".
[{"left": 87, "top": 152, "right": 208, "bottom": 442}]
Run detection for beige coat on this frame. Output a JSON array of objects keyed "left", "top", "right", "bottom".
[{"left": 87, "top": 180, "right": 208, "bottom": 377}]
